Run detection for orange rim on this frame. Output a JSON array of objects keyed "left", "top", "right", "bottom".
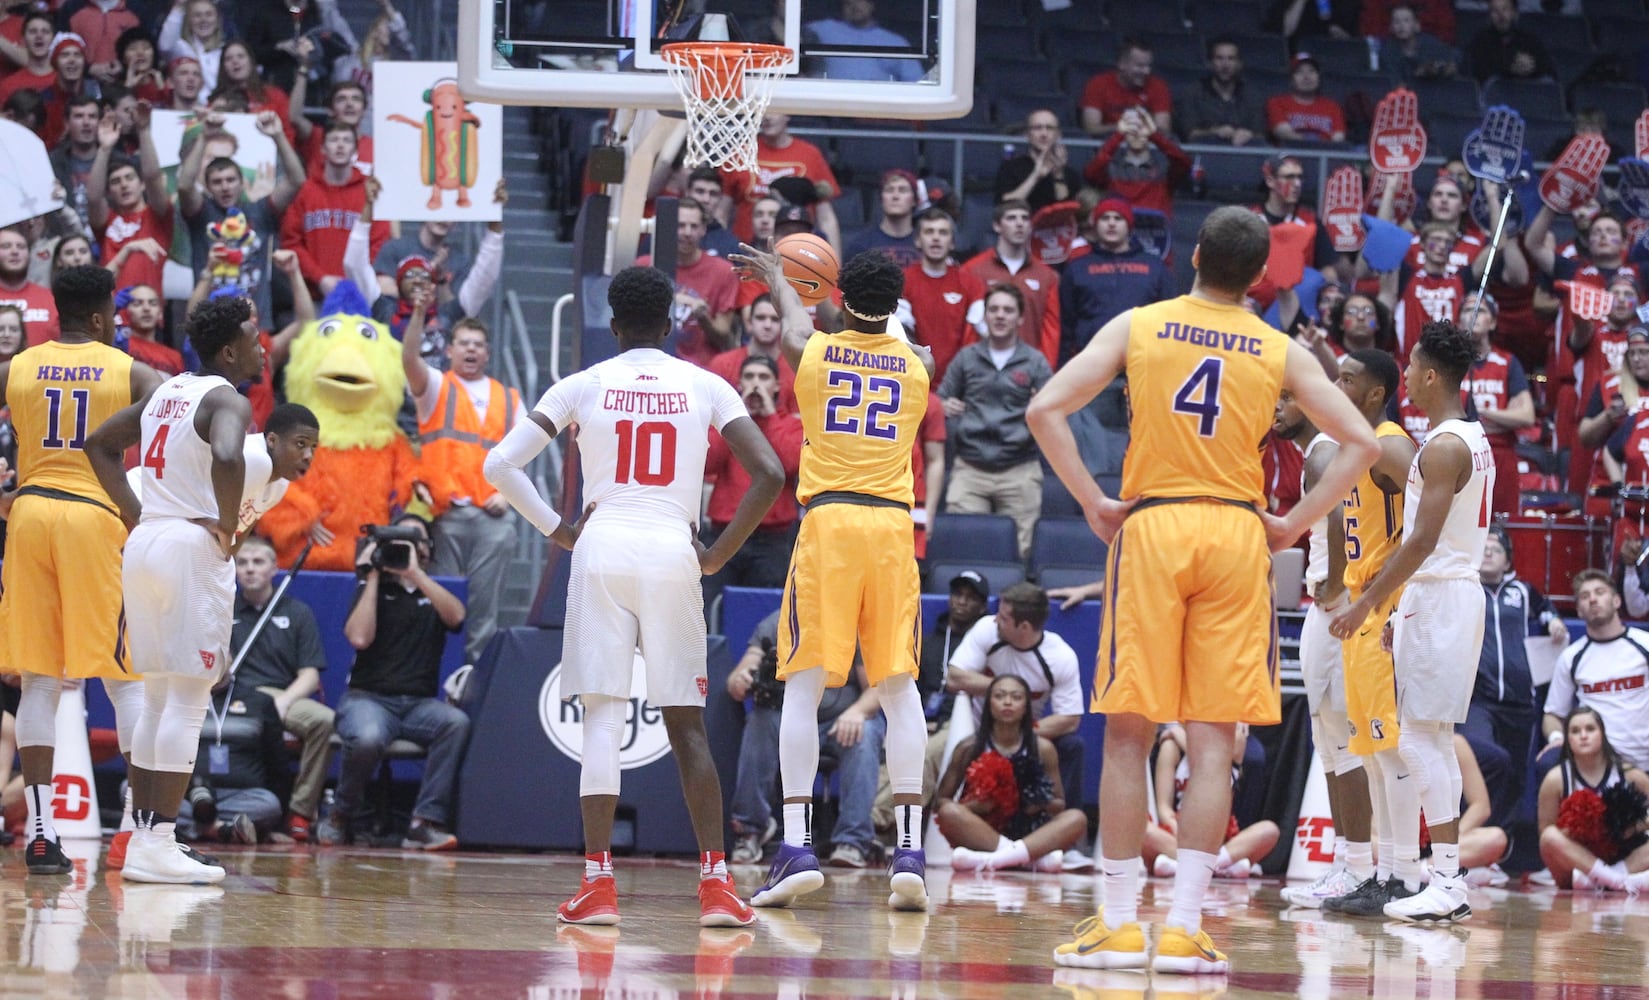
[{"left": 661, "top": 42, "right": 792, "bottom": 100}]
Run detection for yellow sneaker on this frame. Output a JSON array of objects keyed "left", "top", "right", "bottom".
[
  {"left": 1151, "top": 925, "right": 1230, "bottom": 975},
  {"left": 1052, "top": 911, "right": 1149, "bottom": 969}
]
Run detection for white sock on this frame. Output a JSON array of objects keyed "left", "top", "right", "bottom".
[
  {"left": 1589, "top": 858, "right": 1627, "bottom": 890},
  {"left": 1346, "top": 841, "right": 1374, "bottom": 880},
  {"left": 894, "top": 804, "right": 923, "bottom": 852},
  {"left": 152, "top": 821, "right": 177, "bottom": 841},
  {"left": 1215, "top": 846, "right": 1233, "bottom": 870},
  {"left": 995, "top": 835, "right": 1012, "bottom": 852},
  {"left": 1167, "top": 848, "right": 1218, "bottom": 933},
  {"left": 783, "top": 802, "right": 812, "bottom": 848},
  {"left": 585, "top": 851, "right": 614, "bottom": 880},
  {"left": 1432, "top": 841, "right": 1460, "bottom": 881},
  {"left": 1332, "top": 836, "right": 1348, "bottom": 870},
  {"left": 118, "top": 784, "right": 135, "bottom": 834},
  {"left": 25, "top": 784, "right": 57, "bottom": 843},
  {"left": 1101, "top": 857, "right": 1141, "bottom": 929},
  {"left": 991, "top": 840, "right": 1030, "bottom": 869},
  {"left": 1377, "top": 837, "right": 1395, "bottom": 881}
]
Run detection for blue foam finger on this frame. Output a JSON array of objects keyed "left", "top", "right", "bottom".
[
  {"left": 1462, "top": 106, "right": 1525, "bottom": 184},
  {"left": 1361, "top": 214, "right": 1412, "bottom": 272},
  {"left": 1618, "top": 158, "right": 1649, "bottom": 219}
]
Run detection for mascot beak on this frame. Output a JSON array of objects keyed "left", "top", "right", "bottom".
[{"left": 314, "top": 341, "right": 379, "bottom": 411}]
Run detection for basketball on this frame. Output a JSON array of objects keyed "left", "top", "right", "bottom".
[{"left": 776, "top": 233, "right": 838, "bottom": 306}]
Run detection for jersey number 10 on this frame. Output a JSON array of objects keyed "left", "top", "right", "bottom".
[{"left": 614, "top": 419, "right": 677, "bottom": 486}]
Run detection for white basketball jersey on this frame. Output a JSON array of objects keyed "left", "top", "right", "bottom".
[
  {"left": 533, "top": 347, "right": 746, "bottom": 534},
  {"left": 1302, "top": 432, "right": 1335, "bottom": 587},
  {"left": 236, "top": 434, "right": 289, "bottom": 537},
  {"left": 138, "top": 373, "right": 232, "bottom": 523},
  {"left": 1405, "top": 417, "right": 1495, "bottom": 581}
]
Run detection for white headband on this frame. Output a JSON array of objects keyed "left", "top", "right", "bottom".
[{"left": 844, "top": 303, "right": 892, "bottom": 323}]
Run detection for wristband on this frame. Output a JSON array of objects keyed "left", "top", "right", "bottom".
[{"left": 1548, "top": 730, "right": 1565, "bottom": 746}]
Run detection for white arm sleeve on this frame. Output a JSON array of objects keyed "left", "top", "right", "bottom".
[
  {"left": 482, "top": 420, "right": 561, "bottom": 537},
  {"left": 345, "top": 218, "right": 380, "bottom": 305},
  {"left": 458, "top": 230, "right": 504, "bottom": 316}
]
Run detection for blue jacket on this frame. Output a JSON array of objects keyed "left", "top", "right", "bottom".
[
  {"left": 1477, "top": 574, "right": 1559, "bottom": 709},
  {"left": 1058, "top": 243, "right": 1170, "bottom": 366}
]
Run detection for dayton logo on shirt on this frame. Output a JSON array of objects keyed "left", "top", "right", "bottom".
[{"left": 943, "top": 292, "right": 963, "bottom": 305}]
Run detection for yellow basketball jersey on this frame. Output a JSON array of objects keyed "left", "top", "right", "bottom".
[
  {"left": 1120, "top": 296, "right": 1289, "bottom": 506},
  {"left": 1342, "top": 421, "right": 1408, "bottom": 593},
  {"left": 794, "top": 330, "right": 931, "bottom": 506},
  {"left": 10, "top": 340, "right": 134, "bottom": 504}
]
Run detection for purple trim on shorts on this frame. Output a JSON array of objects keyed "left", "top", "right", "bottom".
[{"left": 1100, "top": 525, "right": 1124, "bottom": 699}]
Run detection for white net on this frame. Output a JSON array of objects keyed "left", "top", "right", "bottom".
[{"left": 661, "top": 43, "right": 791, "bottom": 174}]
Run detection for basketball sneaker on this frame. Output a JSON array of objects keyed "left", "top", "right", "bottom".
[
  {"left": 1323, "top": 876, "right": 1414, "bottom": 917},
  {"left": 751, "top": 843, "right": 825, "bottom": 908},
  {"left": 107, "top": 830, "right": 132, "bottom": 871},
  {"left": 287, "top": 816, "right": 312, "bottom": 843},
  {"left": 1051, "top": 910, "right": 1149, "bottom": 970},
  {"left": 1383, "top": 873, "right": 1471, "bottom": 923},
  {"left": 1282, "top": 866, "right": 1361, "bottom": 908},
  {"left": 888, "top": 847, "right": 928, "bottom": 911},
  {"left": 25, "top": 836, "right": 72, "bottom": 875},
  {"left": 1033, "top": 851, "right": 1065, "bottom": 873},
  {"left": 698, "top": 875, "right": 755, "bottom": 927},
  {"left": 1152, "top": 925, "right": 1231, "bottom": 975},
  {"left": 558, "top": 876, "right": 620, "bottom": 925},
  {"left": 122, "top": 830, "right": 226, "bottom": 885}
]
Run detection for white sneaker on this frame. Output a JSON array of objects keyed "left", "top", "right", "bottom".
[
  {"left": 1528, "top": 868, "right": 1557, "bottom": 887},
  {"left": 1589, "top": 861, "right": 1629, "bottom": 891},
  {"left": 122, "top": 830, "right": 226, "bottom": 885},
  {"left": 1625, "top": 871, "right": 1649, "bottom": 896},
  {"left": 1032, "top": 851, "right": 1064, "bottom": 873},
  {"left": 1282, "top": 866, "right": 1361, "bottom": 908},
  {"left": 1383, "top": 874, "right": 1470, "bottom": 923},
  {"left": 1060, "top": 848, "right": 1095, "bottom": 873},
  {"left": 1464, "top": 864, "right": 1509, "bottom": 888},
  {"left": 950, "top": 847, "right": 987, "bottom": 872},
  {"left": 1152, "top": 854, "right": 1178, "bottom": 877},
  {"left": 1572, "top": 868, "right": 1595, "bottom": 891},
  {"left": 1214, "top": 858, "right": 1252, "bottom": 879}
]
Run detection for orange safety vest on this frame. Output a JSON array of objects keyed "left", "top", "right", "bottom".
[{"left": 419, "top": 370, "right": 520, "bottom": 512}]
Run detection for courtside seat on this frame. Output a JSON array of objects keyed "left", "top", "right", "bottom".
[
  {"left": 927, "top": 513, "right": 1019, "bottom": 565},
  {"left": 924, "top": 560, "right": 1026, "bottom": 596},
  {"left": 1030, "top": 516, "right": 1107, "bottom": 580}
]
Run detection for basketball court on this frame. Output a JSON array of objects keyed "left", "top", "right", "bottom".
[{"left": 3, "top": 845, "right": 1647, "bottom": 998}]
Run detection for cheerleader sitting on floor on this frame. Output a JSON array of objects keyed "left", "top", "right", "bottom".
[
  {"left": 1147, "top": 723, "right": 1279, "bottom": 879},
  {"left": 1537, "top": 706, "right": 1649, "bottom": 891},
  {"left": 935, "top": 675, "right": 1088, "bottom": 871}
]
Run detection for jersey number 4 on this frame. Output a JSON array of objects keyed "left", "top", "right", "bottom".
[
  {"left": 143, "top": 425, "right": 170, "bottom": 479},
  {"left": 1172, "top": 358, "right": 1223, "bottom": 437},
  {"left": 614, "top": 419, "right": 677, "bottom": 486},
  {"left": 40, "top": 387, "right": 90, "bottom": 450},
  {"left": 824, "top": 371, "right": 901, "bottom": 440}
]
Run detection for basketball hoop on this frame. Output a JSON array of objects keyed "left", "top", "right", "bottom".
[{"left": 660, "top": 42, "right": 792, "bottom": 173}]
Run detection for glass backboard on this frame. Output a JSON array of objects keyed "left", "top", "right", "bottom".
[{"left": 458, "top": 0, "right": 975, "bottom": 119}]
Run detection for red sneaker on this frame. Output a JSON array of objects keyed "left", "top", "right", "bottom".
[
  {"left": 698, "top": 875, "right": 755, "bottom": 927},
  {"left": 557, "top": 876, "right": 620, "bottom": 925},
  {"left": 107, "top": 830, "right": 131, "bottom": 871},
  {"left": 287, "top": 816, "right": 311, "bottom": 843}
]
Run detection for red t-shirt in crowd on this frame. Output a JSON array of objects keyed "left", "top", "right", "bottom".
[
  {"left": 902, "top": 262, "right": 986, "bottom": 382},
  {"left": 100, "top": 202, "right": 173, "bottom": 294},
  {"left": 125, "top": 334, "right": 185, "bottom": 376},
  {"left": 1265, "top": 94, "right": 1345, "bottom": 142},
  {"left": 1401, "top": 228, "right": 1485, "bottom": 277},
  {"left": 721, "top": 135, "right": 841, "bottom": 243},
  {"left": 1395, "top": 270, "right": 1466, "bottom": 363},
  {"left": 705, "top": 410, "right": 803, "bottom": 530},
  {"left": 1261, "top": 432, "right": 1304, "bottom": 516},
  {"left": 0, "top": 280, "right": 58, "bottom": 341},
  {"left": 962, "top": 249, "right": 1062, "bottom": 369},
  {"left": 1078, "top": 70, "right": 1172, "bottom": 128},
  {"left": 638, "top": 251, "right": 741, "bottom": 368},
  {"left": 707, "top": 345, "right": 797, "bottom": 415}
]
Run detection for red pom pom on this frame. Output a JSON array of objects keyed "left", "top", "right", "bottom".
[
  {"left": 1225, "top": 814, "right": 1240, "bottom": 842},
  {"left": 1558, "top": 789, "right": 1614, "bottom": 861},
  {"left": 961, "top": 751, "right": 1020, "bottom": 826}
]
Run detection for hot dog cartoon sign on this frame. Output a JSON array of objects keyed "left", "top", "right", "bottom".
[{"left": 373, "top": 63, "right": 502, "bottom": 222}]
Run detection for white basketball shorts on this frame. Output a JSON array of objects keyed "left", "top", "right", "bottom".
[
  {"left": 1393, "top": 577, "right": 1486, "bottom": 726},
  {"left": 1299, "top": 597, "right": 1348, "bottom": 716},
  {"left": 123, "top": 520, "right": 234, "bottom": 680},
  {"left": 563, "top": 521, "right": 708, "bottom": 707}
]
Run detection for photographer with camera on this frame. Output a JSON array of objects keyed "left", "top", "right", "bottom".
[
  {"left": 316, "top": 514, "right": 469, "bottom": 850},
  {"left": 701, "top": 355, "right": 803, "bottom": 617},
  {"left": 727, "top": 609, "right": 885, "bottom": 868}
]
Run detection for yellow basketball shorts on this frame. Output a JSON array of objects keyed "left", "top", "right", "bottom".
[
  {"left": 0, "top": 493, "right": 132, "bottom": 679},
  {"left": 1095, "top": 501, "right": 1280, "bottom": 725},
  {"left": 1343, "top": 587, "right": 1402, "bottom": 756},
  {"left": 778, "top": 501, "right": 920, "bottom": 688}
]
